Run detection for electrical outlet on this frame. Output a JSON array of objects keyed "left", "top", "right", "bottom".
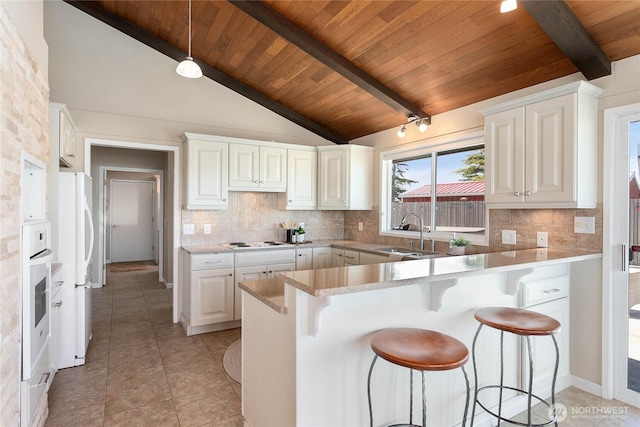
[
  {"left": 183, "top": 224, "right": 194, "bottom": 235},
  {"left": 502, "top": 229, "right": 516, "bottom": 245},
  {"left": 574, "top": 216, "right": 595, "bottom": 234},
  {"left": 537, "top": 231, "right": 548, "bottom": 248},
  {"left": 299, "top": 222, "right": 304, "bottom": 229},
  {"left": 204, "top": 224, "right": 211, "bottom": 235},
  {"left": 358, "top": 222, "right": 363, "bottom": 231}
]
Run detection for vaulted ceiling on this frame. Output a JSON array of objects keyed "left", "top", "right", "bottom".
[{"left": 66, "top": 1, "right": 640, "bottom": 144}]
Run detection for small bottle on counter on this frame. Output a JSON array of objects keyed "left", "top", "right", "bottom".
[{"left": 449, "top": 233, "right": 456, "bottom": 255}]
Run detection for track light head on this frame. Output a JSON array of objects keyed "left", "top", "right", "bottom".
[
  {"left": 418, "top": 120, "right": 428, "bottom": 132},
  {"left": 500, "top": 0, "right": 517, "bottom": 13},
  {"left": 397, "top": 124, "right": 407, "bottom": 138}
]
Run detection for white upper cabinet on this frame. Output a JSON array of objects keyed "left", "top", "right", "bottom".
[
  {"left": 482, "top": 81, "right": 602, "bottom": 208},
  {"left": 229, "top": 143, "right": 286, "bottom": 192},
  {"left": 278, "top": 148, "right": 317, "bottom": 210},
  {"left": 317, "top": 144, "right": 373, "bottom": 210},
  {"left": 50, "top": 103, "right": 76, "bottom": 168},
  {"left": 184, "top": 133, "right": 229, "bottom": 210}
]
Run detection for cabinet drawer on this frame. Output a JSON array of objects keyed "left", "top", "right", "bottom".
[
  {"left": 191, "top": 253, "right": 234, "bottom": 270},
  {"left": 521, "top": 274, "right": 569, "bottom": 308},
  {"left": 235, "top": 249, "right": 296, "bottom": 267},
  {"left": 344, "top": 249, "right": 360, "bottom": 265}
]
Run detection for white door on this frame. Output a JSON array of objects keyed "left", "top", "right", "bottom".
[
  {"left": 606, "top": 105, "right": 640, "bottom": 407},
  {"left": 110, "top": 180, "right": 154, "bottom": 262}
]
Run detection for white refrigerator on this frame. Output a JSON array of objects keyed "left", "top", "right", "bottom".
[{"left": 57, "top": 172, "right": 94, "bottom": 368}]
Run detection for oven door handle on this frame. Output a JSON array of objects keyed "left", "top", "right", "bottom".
[
  {"left": 83, "top": 199, "right": 95, "bottom": 273},
  {"left": 30, "top": 249, "right": 53, "bottom": 266}
]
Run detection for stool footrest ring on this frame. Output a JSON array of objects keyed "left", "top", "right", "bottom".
[{"left": 475, "top": 385, "right": 557, "bottom": 427}]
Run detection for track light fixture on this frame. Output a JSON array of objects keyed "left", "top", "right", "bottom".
[
  {"left": 397, "top": 114, "right": 429, "bottom": 138},
  {"left": 500, "top": 0, "right": 517, "bottom": 13},
  {"left": 176, "top": 0, "right": 203, "bottom": 78}
]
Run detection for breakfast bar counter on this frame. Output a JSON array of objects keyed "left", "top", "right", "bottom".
[{"left": 239, "top": 249, "right": 602, "bottom": 427}]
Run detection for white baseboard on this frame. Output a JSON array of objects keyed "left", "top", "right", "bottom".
[
  {"left": 165, "top": 281, "right": 173, "bottom": 289},
  {"left": 571, "top": 375, "right": 602, "bottom": 396}
]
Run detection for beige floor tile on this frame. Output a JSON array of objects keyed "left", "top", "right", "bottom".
[
  {"left": 45, "top": 412, "right": 105, "bottom": 427},
  {"left": 105, "top": 379, "right": 172, "bottom": 416},
  {"left": 200, "top": 414, "right": 246, "bottom": 427},
  {"left": 104, "top": 398, "right": 179, "bottom": 427},
  {"left": 165, "top": 361, "right": 229, "bottom": 399},
  {"left": 173, "top": 383, "right": 242, "bottom": 427}
]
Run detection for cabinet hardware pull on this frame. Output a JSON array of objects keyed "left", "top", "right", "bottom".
[
  {"left": 514, "top": 191, "right": 521, "bottom": 196},
  {"left": 228, "top": 273, "right": 232, "bottom": 277},
  {"left": 32, "top": 372, "right": 50, "bottom": 388},
  {"left": 345, "top": 256, "right": 355, "bottom": 260},
  {"left": 205, "top": 260, "right": 222, "bottom": 264},
  {"left": 288, "top": 200, "right": 292, "bottom": 202},
  {"left": 55, "top": 280, "right": 64, "bottom": 287},
  {"left": 543, "top": 288, "right": 560, "bottom": 294},
  {"left": 525, "top": 190, "right": 531, "bottom": 196},
  {"left": 223, "top": 198, "right": 227, "bottom": 202},
  {"left": 52, "top": 301, "right": 63, "bottom": 308},
  {"left": 68, "top": 154, "right": 75, "bottom": 158},
  {"left": 254, "top": 180, "right": 259, "bottom": 184}
]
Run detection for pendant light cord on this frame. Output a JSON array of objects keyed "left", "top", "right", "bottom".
[{"left": 188, "top": 0, "right": 192, "bottom": 57}]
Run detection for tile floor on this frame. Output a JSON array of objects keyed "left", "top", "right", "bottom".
[
  {"left": 45, "top": 262, "right": 243, "bottom": 427},
  {"left": 45, "top": 262, "right": 640, "bottom": 426}
]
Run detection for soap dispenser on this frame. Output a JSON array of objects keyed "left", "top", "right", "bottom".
[{"left": 449, "top": 233, "right": 456, "bottom": 255}]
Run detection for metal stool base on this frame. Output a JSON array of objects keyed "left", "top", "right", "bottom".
[{"left": 475, "top": 385, "right": 557, "bottom": 427}]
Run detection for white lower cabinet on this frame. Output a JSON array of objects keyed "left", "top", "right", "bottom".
[
  {"left": 234, "top": 249, "right": 296, "bottom": 321},
  {"left": 519, "top": 266, "right": 570, "bottom": 394},
  {"left": 49, "top": 271, "right": 64, "bottom": 381},
  {"left": 181, "top": 251, "right": 235, "bottom": 335},
  {"left": 312, "top": 247, "right": 333, "bottom": 269},
  {"left": 344, "top": 249, "right": 360, "bottom": 265},
  {"left": 332, "top": 248, "right": 345, "bottom": 267}
]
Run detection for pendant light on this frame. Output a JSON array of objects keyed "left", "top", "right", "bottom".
[{"left": 176, "top": 0, "right": 203, "bottom": 79}]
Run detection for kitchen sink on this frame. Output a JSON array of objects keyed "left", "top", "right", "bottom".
[{"left": 375, "top": 247, "right": 420, "bottom": 255}]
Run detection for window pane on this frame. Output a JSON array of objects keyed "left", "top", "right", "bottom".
[
  {"left": 435, "top": 148, "right": 485, "bottom": 234},
  {"left": 391, "top": 156, "right": 431, "bottom": 231}
]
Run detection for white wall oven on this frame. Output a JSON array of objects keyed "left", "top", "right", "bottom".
[{"left": 21, "top": 221, "right": 53, "bottom": 426}]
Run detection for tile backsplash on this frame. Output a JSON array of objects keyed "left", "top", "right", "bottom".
[
  {"left": 344, "top": 205, "right": 603, "bottom": 254},
  {"left": 181, "top": 192, "right": 344, "bottom": 246}
]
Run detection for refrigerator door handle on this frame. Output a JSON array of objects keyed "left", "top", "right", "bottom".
[{"left": 83, "top": 199, "right": 94, "bottom": 272}]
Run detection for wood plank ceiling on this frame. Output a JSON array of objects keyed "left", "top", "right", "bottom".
[{"left": 66, "top": 1, "right": 640, "bottom": 144}]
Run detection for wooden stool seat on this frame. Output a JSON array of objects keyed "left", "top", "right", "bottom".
[
  {"left": 474, "top": 307, "right": 560, "bottom": 336},
  {"left": 371, "top": 328, "right": 469, "bottom": 371}
]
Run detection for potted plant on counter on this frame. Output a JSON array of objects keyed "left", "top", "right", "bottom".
[
  {"left": 296, "top": 226, "right": 306, "bottom": 243},
  {"left": 451, "top": 235, "right": 469, "bottom": 255}
]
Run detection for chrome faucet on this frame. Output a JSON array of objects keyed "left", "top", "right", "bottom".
[{"left": 400, "top": 213, "right": 434, "bottom": 252}]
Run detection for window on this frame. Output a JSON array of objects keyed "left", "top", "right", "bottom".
[{"left": 380, "top": 131, "right": 487, "bottom": 245}]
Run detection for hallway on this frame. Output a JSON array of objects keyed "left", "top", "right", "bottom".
[{"left": 45, "top": 263, "right": 243, "bottom": 426}]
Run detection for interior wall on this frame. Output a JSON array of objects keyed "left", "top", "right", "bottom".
[{"left": 0, "top": 2, "right": 49, "bottom": 426}]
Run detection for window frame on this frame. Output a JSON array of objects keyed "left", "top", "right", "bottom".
[{"left": 379, "top": 130, "right": 489, "bottom": 247}]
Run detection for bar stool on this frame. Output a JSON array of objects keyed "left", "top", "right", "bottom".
[
  {"left": 470, "top": 307, "right": 561, "bottom": 427},
  {"left": 367, "top": 328, "right": 470, "bottom": 427}
]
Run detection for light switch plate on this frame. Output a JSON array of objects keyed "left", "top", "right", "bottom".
[
  {"left": 537, "top": 231, "right": 548, "bottom": 248},
  {"left": 574, "top": 216, "right": 595, "bottom": 234},
  {"left": 183, "top": 224, "right": 194, "bottom": 235},
  {"left": 502, "top": 229, "right": 516, "bottom": 245},
  {"left": 204, "top": 224, "right": 211, "bottom": 235},
  {"left": 358, "top": 222, "right": 363, "bottom": 231}
]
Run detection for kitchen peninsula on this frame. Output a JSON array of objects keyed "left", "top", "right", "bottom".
[{"left": 239, "top": 248, "right": 601, "bottom": 426}]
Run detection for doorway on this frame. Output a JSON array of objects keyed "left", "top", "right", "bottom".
[
  {"left": 109, "top": 178, "right": 155, "bottom": 263},
  {"left": 603, "top": 103, "right": 640, "bottom": 407}
]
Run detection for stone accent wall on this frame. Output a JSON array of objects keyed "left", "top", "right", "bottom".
[
  {"left": 345, "top": 205, "right": 603, "bottom": 254},
  {"left": 181, "top": 192, "right": 345, "bottom": 246},
  {"left": 0, "top": 5, "right": 50, "bottom": 427}
]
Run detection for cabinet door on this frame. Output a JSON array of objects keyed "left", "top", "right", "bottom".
[
  {"left": 332, "top": 248, "right": 345, "bottom": 267},
  {"left": 235, "top": 265, "right": 268, "bottom": 321},
  {"left": 312, "top": 247, "right": 333, "bottom": 269},
  {"left": 318, "top": 150, "right": 348, "bottom": 208},
  {"left": 485, "top": 108, "right": 525, "bottom": 204},
  {"left": 50, "top": 290, "right": 63, "bottom": 375},
  {"left": 191, "top": 268, "right": 234, "bottom": 326},
  {"left": 296, "top": 248, "right": 313, "bottom": 271},
  {"left": 59, "top": 108, "right": 76, "bottom": 167},
  {"left": 260, "top": 146, "right": 287, "bottom": 191},
  {"left": 229, "top": 144, "right": 260, "bottom": 189},
  {"left": 186, "top": 139, "right": 229, "bottom": 209},
  {"left": 282, "top": 149, "right": 316, "bottom": 209},
  {"left": 522, "top": 298, "right": 570, "bottom": 394},
  {"left": 525, "top": 94, "right": 575, "bottom": 204}
]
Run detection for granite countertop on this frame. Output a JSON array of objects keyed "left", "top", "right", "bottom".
[{"left": 239, "top": 248, "right": 601, "bottom": 313}]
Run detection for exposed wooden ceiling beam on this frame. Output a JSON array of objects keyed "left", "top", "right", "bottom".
[
  {"left": 64, "top": 1, "right": 349, "bottom": 144},
  {"left": 520, "top": 0, "right": 611, "bottom": 80},
  {"left": 229, "top": 0, "right": 431, "bottom": 125}
]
